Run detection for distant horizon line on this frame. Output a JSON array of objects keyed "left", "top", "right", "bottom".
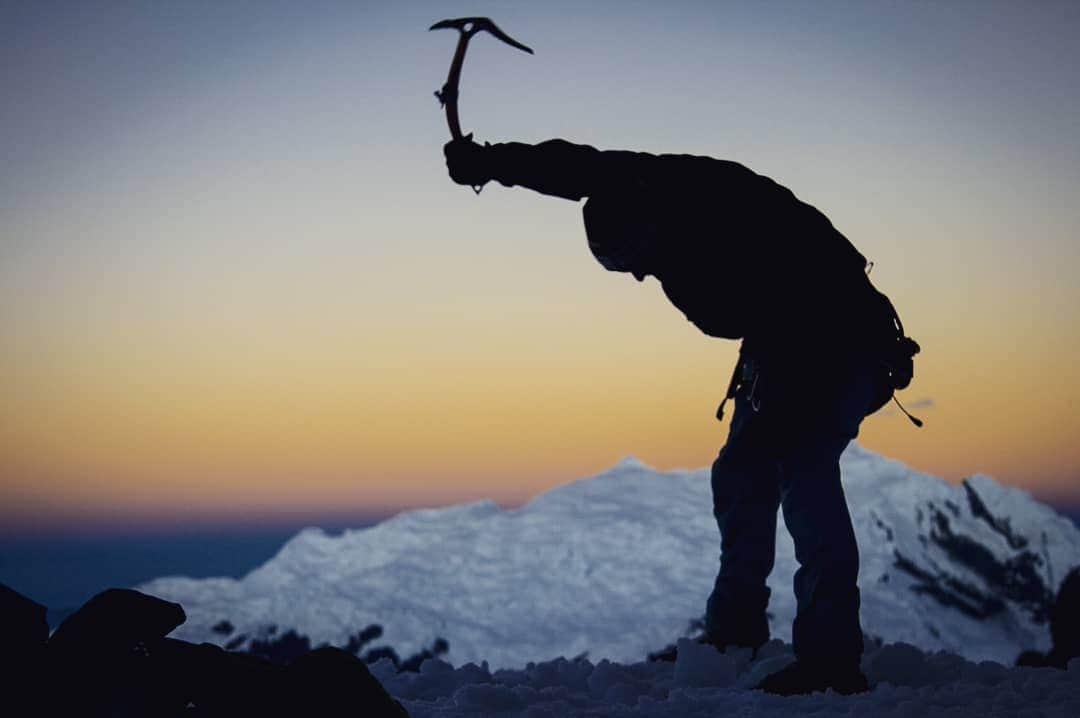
[
  {"left": 3, "top": 450, "right": 1078, "bottom": 541},
  {"left": 0, "top": 497, "right": 534, "bottom": 542},
  {"left": 4, "top": 496, "right": 1080, "bottom": 543}
]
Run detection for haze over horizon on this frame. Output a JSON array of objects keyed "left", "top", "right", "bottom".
[{"left": 3, "top": 1, "right": 1079, "bottom": 535}]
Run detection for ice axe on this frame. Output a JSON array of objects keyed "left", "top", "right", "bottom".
[{"left": 430, "top": 17, "right": 533, "bottom": 148}]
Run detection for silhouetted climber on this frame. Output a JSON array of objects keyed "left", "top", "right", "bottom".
[{"left": 443, "top": 136, "right": 919, "bottom": 695}]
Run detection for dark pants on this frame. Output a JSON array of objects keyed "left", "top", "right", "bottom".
[{"left": 704, "top": 359, "right": 876, "bottom": 668}]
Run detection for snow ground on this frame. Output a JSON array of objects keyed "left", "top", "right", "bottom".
[{"left": 376, "top": 640, "right": 1080, "bottom": 718}]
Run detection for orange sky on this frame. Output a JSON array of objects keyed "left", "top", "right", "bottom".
[{"left": 2, "top": 2, "right": 1079, "bottom": 532}]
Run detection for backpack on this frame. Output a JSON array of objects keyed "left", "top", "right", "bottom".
[
  {"left": 715, "top": 282, "right": 922, "bottom": 427},
  {"left": 868, "top": 290, "right": 922, "bottom": 424}
]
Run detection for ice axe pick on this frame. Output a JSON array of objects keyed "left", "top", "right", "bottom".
[{"left": 430, "top": 17, "right": 533, "bottom": 147}]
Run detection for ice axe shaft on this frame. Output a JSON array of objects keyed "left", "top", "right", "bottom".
[{"left": 430, "top": 17, "right": 533, "bottom": 141}]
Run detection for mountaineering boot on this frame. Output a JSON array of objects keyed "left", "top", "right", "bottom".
[{"left": 755, "top": 660, "right": 869, "bottom": 696}]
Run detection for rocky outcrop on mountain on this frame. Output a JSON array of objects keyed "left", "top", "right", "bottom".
[
  {"left": 1, "top": 584, "right": 408, "bottom": 717},
  {"left": 843, "top": 448, "right": 1080, "bottom": 661}
]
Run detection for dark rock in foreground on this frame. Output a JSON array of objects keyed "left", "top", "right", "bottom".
[
  {"left": 48, "top": 587, "right": 186, "bottom": 660},
  {"left": 1017, "top": 567, "right": 1080, "bottom": 669},
  {"left": 0, "top": 582, "right": 49, "bottom": 715},
  {"left": 1, "top": 583, "right": 408, "bottom": 717},
  {"left": 0, "top": 580, "right": 48, "bottom": 651}
]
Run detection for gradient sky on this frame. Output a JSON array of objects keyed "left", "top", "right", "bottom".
[{"left": 2, "top": 1, "right": 1078, "bottom": 534}]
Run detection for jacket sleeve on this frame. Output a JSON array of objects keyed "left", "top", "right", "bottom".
[{"left": 485, "top": 139, "right": 653, "bottom": 201}]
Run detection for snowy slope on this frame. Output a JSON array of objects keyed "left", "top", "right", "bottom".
[
  {"left": 140, "top": 444, "right": 1080, "bottom": 669},
  {"left": 371, "top": 641, "right": 1080, "bottom": 718}
]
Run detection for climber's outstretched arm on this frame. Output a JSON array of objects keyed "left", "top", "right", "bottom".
[{"left": 444, "top": 138, "right": 649, "bottom": 201}]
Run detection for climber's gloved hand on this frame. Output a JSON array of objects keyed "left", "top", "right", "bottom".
[{"left": 444, "top": 135, "right": 493, "bottom": 188}]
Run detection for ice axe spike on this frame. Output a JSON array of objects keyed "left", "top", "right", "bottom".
[{"left": 430, "top": 17, "right": 533, "bottom": 144}]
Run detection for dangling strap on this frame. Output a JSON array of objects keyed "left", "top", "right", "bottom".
[{"left": 892, "top": 395, "right": 924, "bottom": 428}]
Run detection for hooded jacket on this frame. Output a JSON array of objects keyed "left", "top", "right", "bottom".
[{"left": 481, "top": 139, "right": 896, "bottom": 371}]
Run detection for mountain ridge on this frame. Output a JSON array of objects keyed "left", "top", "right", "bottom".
[{"left": 140, "top": 444, "right": 1080, "bottom": 670}]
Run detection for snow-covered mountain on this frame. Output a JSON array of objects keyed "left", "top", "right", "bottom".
[{"left": 140, "top": 444, "right": 1080, "bottom": 670}]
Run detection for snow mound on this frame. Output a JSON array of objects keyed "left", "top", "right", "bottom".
[
  {"left": 374, "top": 641, "right": 1080, "bottom": 718},
  {"left": 140, "top": 444, "right": 1080, "bottom": 669}
]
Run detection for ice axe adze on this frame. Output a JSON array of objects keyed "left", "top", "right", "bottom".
[{"left": 430, "top": 17, "right": 532, "bottom": 191}]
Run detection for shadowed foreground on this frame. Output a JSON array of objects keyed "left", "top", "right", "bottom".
[
  {"left": 4, "top": 576, "right": 1079, "bottom": 717},
  {"left": 1, "top": 584, "right": 408, "bottom": 717}
]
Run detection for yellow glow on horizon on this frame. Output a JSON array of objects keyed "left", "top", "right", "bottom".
[{"left": 3, "top": 236, "right": 1079, "bottom": 528}]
